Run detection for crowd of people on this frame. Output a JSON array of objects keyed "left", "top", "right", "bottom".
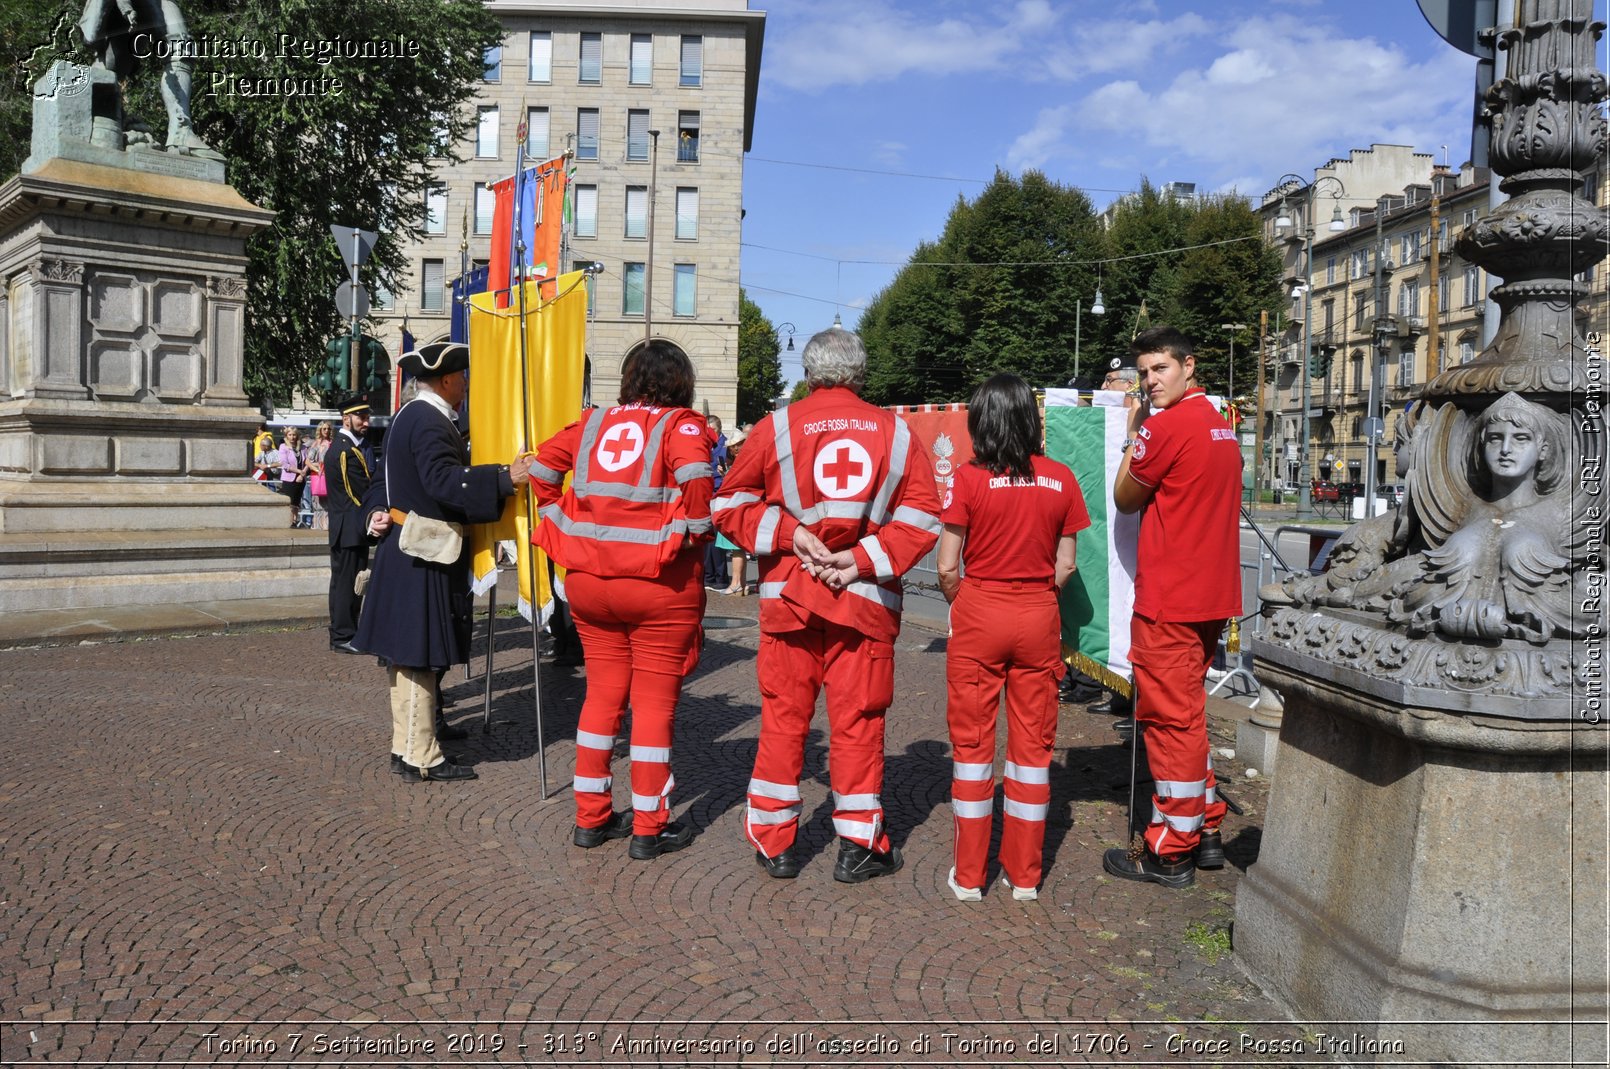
[{"left": 317, "top": 323, "right": 1241, "bottom": 897}]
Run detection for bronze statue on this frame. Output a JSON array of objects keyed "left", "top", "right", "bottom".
[{"left": 78, "top": 0, "right": 221, "bottom": 158}]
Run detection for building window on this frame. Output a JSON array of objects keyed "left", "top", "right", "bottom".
[
  {"left": 1463, "top": 265, "right": 1481, "bottom": 306},
  {"left": 1354, "top": 292, "right": 1367, "bottom": 332},
  {"left": 525, "top": 107, "right": 549, "bottom": 157},
  {"left": 1459, "top": 337, "right": 1476, "bottom": 364},
  {"left": 579, "top": 32, "right": 601, "bottom": 84},
  {"left": 424, "top": 184, "right": 446, "bottom": 234},
  {"left": 677, "top": 111, "right": 700, "bottom": 162},
  {"left": 624, "top": 186, "right": 647, "bottom": 239},
  {"left": 576, "top": 108, "right": 599, "bottom": 160},
  {"left": 571, "top": 260, "right": 598, "bottom": 315},
  {"left": 1402, "top": 230, "right": 1422, "bottom": 262},
  {"left": 1326, "top": 256, "right": 1336, "bottom": 285},
  {"left": 484, "top": 44, "right": 502, "bottom": 81},
  {"left": 528, "top": 31, "right": 551, "bottom": 82},
  {"left": 675, "top": 187, "right": 698, "bottom": 240},
  {"left": 372, "top": 284, "right": 393, "bottom": 311},
  {"left": 623, "top": 262, "right": 645, "bottom": 316},
  {"left": 421, "top": 259, "right": 445, "bottom": 313},
  {"left": 573, "top": 184, "right": 597, "bottom": 238},
  {"left": 1438, "top": 273, "right": 1450, "bottom": 311},
  {"left": 1437, "top": 216, "right": 1449, "bottom": 250},
  {"left": 1351, "top": 351, "right": 1363, "bottom": 386},
  {"left": 673, "top": 264, "right": 696, "bottom": 316},
  {"left": 627, "top": 109, "right": 650, "bottom": 161},
  {"left": 1321, "top": 298, "right": 1334, "bottom": 339},
  {"left": 1350, "top": 250, "right": 1367, "bottom": 280},
  {"left": 1398, "top": 278, "right": 1419, "bottom": 318},
  {"left": 473, "top": 183, "right": 495, "bottom": 235},
  {"left": 476, "top": 106, "right": 499, "bottom": 157},
  {"left": 679, "top": 35, "right": 702, "bottom": 86},
  {"left": 630, "top": 34, "right": 653, "bottom": 85},
  {"left": 1398, "top": 347, "right": 1414, "bottom": 386}
]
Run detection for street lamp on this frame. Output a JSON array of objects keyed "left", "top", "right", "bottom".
[
  {"left": 775, "top": 322, "right": 796, "bottom": 351},
  {"left": 1072, "top": 287, "right": 1105, "bottom": 383},
  {"left": 1272, "top": 173, "right": 1346, "bottom": 517}
]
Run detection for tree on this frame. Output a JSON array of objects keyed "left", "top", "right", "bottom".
[
  {"left": 736, "top": 290, "right": 782, "bottom": 423},
  {"left": 2, "top": 0, "right": 502, "bottom": 405}
]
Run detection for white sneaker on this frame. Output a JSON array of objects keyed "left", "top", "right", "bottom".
[
  {"left": 1001, "top": 875, "right": 1038, "bottom": 901},
  {"left": 947, "top": 867, "right": 982, "bottom": 901}
]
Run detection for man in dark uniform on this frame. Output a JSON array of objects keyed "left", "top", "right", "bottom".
[
  {"left": 354, "top": 342, "right": 535, "bottom": 782},
  {"left": 326, "top": 396, "right": 374, "bottom": 654}
]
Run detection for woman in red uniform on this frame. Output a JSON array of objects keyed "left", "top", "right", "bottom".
[
  {"left": 937, "top": 373, "right": 1090, "bottom": 900},
  {"left": 527, "top": 341, "right": 714, "bottom": 861}
]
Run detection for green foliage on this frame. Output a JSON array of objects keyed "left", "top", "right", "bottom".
[
  {"left": 787, "top": 379, "right": 810, "bottom": 404},
  {"left": 736, "top": 289, "right": 782, "bottom": 423},
  {"left": 2, "top": 0, "right": 501, "bottom": 406}
]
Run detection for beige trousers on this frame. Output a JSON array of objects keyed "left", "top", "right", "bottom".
[{"left": 389, "top": 665, "right": 443, "bottom": 770}]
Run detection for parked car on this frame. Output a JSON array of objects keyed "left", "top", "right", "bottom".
[
  {"left": 1385, "top": 484, "right": 1408, "bottom": 507},
  {"left": 1338, "top": 481, "right": 1366, "bottom": 500},
  {"left": 1311, "top": 480, "right": 1340, "bottom": 503}
]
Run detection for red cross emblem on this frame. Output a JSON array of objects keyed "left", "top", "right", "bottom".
[
  {"left": 812, "top": 439, "right": 873, "bottom": 499},
  {"left": 596, "top": 423, "right": 644, "bottom": 472}
]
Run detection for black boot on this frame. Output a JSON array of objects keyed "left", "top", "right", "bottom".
[{"left": 833, "top": 840, "right": 904, "bottom": 884}]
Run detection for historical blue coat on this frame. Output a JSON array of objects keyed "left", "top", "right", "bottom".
[{"left": 354, "top": 393, "right": 513, "bottom": 670}]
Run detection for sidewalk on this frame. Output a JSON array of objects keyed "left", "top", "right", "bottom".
[{"left": 0, "top": 592, "right": 1312, "bottom": 1065}]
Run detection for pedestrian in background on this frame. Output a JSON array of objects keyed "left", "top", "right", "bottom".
[
  {"left": 325, "top": 399, "right": 374, "bottom": 654},
  {"left": 1103, "top": 326, "right": 1239, "bottom": 888},
  {"left": 936, "top": 374, "right": 1088, "bottom": 901},
  {"left": 307, "top": 421, "right": 334, "bottom": 531},
  {"left": 278, "top": 428, "right": 310, "bottom": 527},
  {"left": 527, "top": 340, "right": 714, "bottom": 861},
  {"left": 713, "top": 328, "right": 941, "bottom": 883},
  {"left": 704, "top": 415, "right": 731, "bottom": 590}
]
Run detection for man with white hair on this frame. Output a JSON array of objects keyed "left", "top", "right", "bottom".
[{"left": 713, "top": 328, "right": 941, "bottom": 883}]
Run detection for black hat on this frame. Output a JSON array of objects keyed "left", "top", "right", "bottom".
[
  {"left": 336, "top": 394, "right": 371, "bottom": 416},
  {"left": 1105, "top": 354, "right": 1136, "bottom": 374},
  {"left": 398, "top": 341, "right": 469, "bottom": 379}
]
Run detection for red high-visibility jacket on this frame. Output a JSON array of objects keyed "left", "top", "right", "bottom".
[
  {"left": 530, "top": 403, "right": 714, "bottom": 578},
  {"left": 712, "top": 386, "right": 941, "bottom": 641}
]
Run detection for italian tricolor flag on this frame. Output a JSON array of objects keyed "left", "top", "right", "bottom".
[{"left": 1044, "top": 389, "right": 1139, "bottom": 696}]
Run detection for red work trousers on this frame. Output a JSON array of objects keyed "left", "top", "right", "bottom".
[
  {"left": 746, "top": 616, "right": 896, "bottom": 857},
  {"left": 945, "top": 580, "right": 1063, "bottom": 892},
  {"left": 1131, "top": 614, "right": 1227, "bottom": 860},
  {"left": 567, "top": 551, "right": 704, "bottom": 836}
]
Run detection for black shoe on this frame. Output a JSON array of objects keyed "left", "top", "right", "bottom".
[
  {"left": 435, "top": 717, "right": 469, "bottom": 742},
  {"left": 756, "top": 848, "right": 800, "bottom": 879},
  {"left": 1195, "top": 830, "right": 1225, "bottom": 870},
  {"left": 330, "top": 640, "right": 362, "bottom": 654},
  {"left": 572, "top": 810, "right": 633, "bottom": 848},
  {"left": 400, "top": 759, "right": 477, "bottom": 782},
  {"left": 1103, "top": 843, "right": 1195, "bottom": 888},
  {"left": 1060, "top": 681, "right": 1101, "bottom": 704},
  {"left": 833, "top": 840, "right": 904, "bottom": 884},
  {"left": 390, "top": 753, "right": 404, "bottom": 775},
  {"left": 1089, "top": 693, "right": 1133, "bottom": 715},
  {"left": 628, "top": 821, "right": 694, "bottom": 860}
]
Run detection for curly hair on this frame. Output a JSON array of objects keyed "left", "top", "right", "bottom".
[{"left": 619, "top": 340, "right": 696, "bottom": 408}]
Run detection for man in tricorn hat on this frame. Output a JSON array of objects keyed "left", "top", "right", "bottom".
[
  {"left": 354, "top": 342, "right": 536, "bottom": 782},
  {"left": 325, "top": 395, "right": 374, "bottom": 655}
]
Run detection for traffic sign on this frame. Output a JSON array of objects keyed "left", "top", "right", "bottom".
[
  {"left": 330, "top": 225, "right": 378, "bottom": 271},
  {"left": 335, "top": 280, "right": 370, "bottom": 320},
  {"left": 1364, "top": 416, "right": 1385, "bottom": 442},
  {"left": 1416, "top": 0, "right": 1496, "bottom": 57}
]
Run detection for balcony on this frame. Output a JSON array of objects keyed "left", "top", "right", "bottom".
[{"left": 1398, "top": 315, "right": 1427, "bottom": 336}]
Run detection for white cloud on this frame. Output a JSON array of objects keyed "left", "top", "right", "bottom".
[
  {"left": 1004, "top": 105, "right": 1078, "bottom": 172},
  {"left": 1056, "top": 14, "right": 1214, "bottom": 78},
  {"left": 766, "top": 0, "right": 1064, "bottom": 92},
  {"left": 873, "top": 140, "right": 908, "bottom": 166}
]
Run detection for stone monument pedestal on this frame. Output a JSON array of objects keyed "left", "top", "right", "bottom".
[
  {"left": 1237, "top": 636, "right": 1608, "bottom": 1067},
  {"left": 0, "top": 150, "right": 325, "bottom": 609}
]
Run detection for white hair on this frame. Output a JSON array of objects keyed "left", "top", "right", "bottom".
[{"left": 801, "top": 328, "right": 867, "bottom": 390}]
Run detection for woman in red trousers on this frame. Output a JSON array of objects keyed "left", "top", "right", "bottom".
[
  {"left": 527, "top": 341, "right": 714, "bottom": 861},
  {"left": 936, "top": 373, "right": 1090, "bottom": 900}
]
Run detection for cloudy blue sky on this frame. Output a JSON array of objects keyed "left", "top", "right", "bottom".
[{"left": 738, "top": 0, "right": 1602, "bottom": 388}]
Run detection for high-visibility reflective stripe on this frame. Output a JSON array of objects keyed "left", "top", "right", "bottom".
[
  {"left": 748, "top": 778, "right": 801, "bottom": 802},
  {"left": 952, "top": 761, "right": 993, "bottom": 781},
  {"left": 832, "top": 791, "right": 881, "bottom": 812},
  {"left": 772, "top": 408, "right": 803, "bottom": 518},
  {"left": 1154, "top": 778, "right": 1206, "bottom": 799},
  {"left": 746, "top": 804, "right": 800, "bottom": 825},
  {"left": 573, "top": 775, "right": 611, "bottom": 793},
  {"left": 638, "top": 412, "right": 668, "bottom": 486},
  {"left": 1206, "top": 785, "right": 1218, "bottom": 805},
  {"left": 952, "top": 797, "right": 994, "bottom": 819},
  {"left": 574, "top": 481, "right": 680, "bottom": 504},
  {"left": 631, "top": 745, "right": 671, "bottom": 763},
  {"left": 530, "top": 461, "right": 565, "bottom": 485},
  {"left": 758, "top": 582, "right": 785, "bottom": 600},
  {"left": 754, "top": 506, "right": 781, "bottom": 554},
  {"left": 575, "top": 730, "right": 615, "bottom": 751},
  {"left": 574, "top": 408, "right": 607, "bottom": 485},
  {"left": 1151, "top": 805, "right": 1205, "bottom": 833},
  {"left": 846, "top": 580, "right": 901, "bottom": 611},
  {"left": 891, "top": 504, "right": 942, "bottom": 533},
  {"left": 867, "top": 419, "right": 910, "bottom": 524},
  {"left": 632, "top": 792, "right": 667, "bottom": 811},
  {"left": 798, "top": 499, "right": 872, "bottom": 526},
  {"left": 1004, "top": 761, "right": 1050, "bottom": 785},
  {"left": 859, "top": 535, "right": 893, "bottom": 580},
  {"left": 540, "top": 506, "right": 688, "bottom": 545},
  {"left": 833, "top": 816, "right": 879, "bottom": 841},
  {"left": 711, "top": 491, "right": 761, "bottom": 512},
  {"left": 686, "top": 517, "right": 712, "bottom": 535},
  {"left": 674, "top": 461, "right": 713, "bottom": 483},
  {"left": 1003, "top": 797, "right": 1049, "bottom": 821}
]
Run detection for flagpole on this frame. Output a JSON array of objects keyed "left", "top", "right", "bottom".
[{"left": 510, "top": 111, "right": 551, "bottom": 800}]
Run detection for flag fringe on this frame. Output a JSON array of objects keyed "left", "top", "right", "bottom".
[{"left": 1064, "top": 647, "right": 1133, "bottom": 698}]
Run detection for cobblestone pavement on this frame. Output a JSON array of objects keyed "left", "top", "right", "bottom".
[{"left": 0, "top": 597, "right": 1321, "bottom": 1066}]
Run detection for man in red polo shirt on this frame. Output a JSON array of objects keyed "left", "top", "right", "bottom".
[{"left": 1103, "top": 326, "right": 1240, "bottom": 888}]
